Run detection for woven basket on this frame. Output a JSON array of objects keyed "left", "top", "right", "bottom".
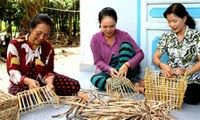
[
  {"left": 0, "top": 90, "right": 19, "bottom": 120},
  {"left": 144, "top": 67, "right": 187, "bottom": 110},
  {"left": 106, "top": 77, "right": 139, "bottom": 99},
  {"left": 17, "top": 86, "right": 60, "bottom": 114}
]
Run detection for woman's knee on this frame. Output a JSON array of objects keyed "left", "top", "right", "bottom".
[
  {"left": 119, "top": 42, "right": 135, "bottom": 61},
  {"left": 120, "top": 42, "right": 132, "bottom": 48},
  {"left": 120, "top": 42, "right": 134, "bottom": 51},
  {"left": 91, "top": 75, "right": 107, "bottom": 90}
]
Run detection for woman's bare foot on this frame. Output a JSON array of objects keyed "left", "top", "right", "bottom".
[
  {"left": 139, "top": 79, "right": 144, "bottom": 87},
  {"left": 134, "top": 82, "right": 145, "bottom": 93}
]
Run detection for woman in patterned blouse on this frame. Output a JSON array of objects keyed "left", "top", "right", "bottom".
[
  {"left": 7, "top": 13, "right": 80, "bottom": 96},
  {"left": 153, "top": 3, "right": 200, "bottom": 104}
]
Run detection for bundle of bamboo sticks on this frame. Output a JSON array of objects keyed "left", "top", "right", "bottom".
[{"left": 53, "top": 89, "right": 172, "bottom": 120}]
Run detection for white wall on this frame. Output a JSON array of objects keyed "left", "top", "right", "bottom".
[{"left": 80, "top": 0, "right": 138, "bottom": 70}]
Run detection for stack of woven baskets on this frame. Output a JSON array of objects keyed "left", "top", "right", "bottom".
[{"left": 0, "top": 90, "right": 18, "bottom": 120}]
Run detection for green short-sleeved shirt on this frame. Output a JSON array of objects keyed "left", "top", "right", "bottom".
[{"left": 157, "top": 27, "right": 200, "bottom": 84}]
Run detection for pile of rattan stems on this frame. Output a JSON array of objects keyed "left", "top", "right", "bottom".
[{"left": 53, "top": 90, "right": 172, "bottom": 120}]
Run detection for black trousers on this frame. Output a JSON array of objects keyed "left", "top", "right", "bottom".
[{"left": 184, "top": 83, "right": 200, "bottom": 105}]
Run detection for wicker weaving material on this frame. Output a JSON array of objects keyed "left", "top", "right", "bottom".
[
  {"left": 106, "top": 77, "right": 139, "bottom": 99},
  {"left": 0, "top": 90, "right": 18, "bottom": 120},
  {"left": 17, "top": 86, "right": 60, "bottom": 114},
  {"left": 144, "top": 67, "right": 187, "bottom": 110}
]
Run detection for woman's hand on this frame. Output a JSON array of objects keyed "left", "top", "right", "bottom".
[
  {"left": 174, "top": 67, "right": 186, "bottom": 75},
  {"left": 23, "top": 78, "right": 40, "bottom": 89},
  {"left": 109, "top": 68, "right": 118, "bottom": 78},
  {"left": 160, "top": 63, "right": 174, "bottom": 77},
  {"left": 45, "top": 76, "right": 55, "bottom": 91},
  {"left": 47, "top": 83, "right": 55, "bottom": 91},
  {"left": 118, "top": 63, "right": 129, "bottom": 78}
]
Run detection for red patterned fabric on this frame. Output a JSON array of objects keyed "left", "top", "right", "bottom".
[{"left": 7, "top": 35, "right": 80, "bottom": 96}]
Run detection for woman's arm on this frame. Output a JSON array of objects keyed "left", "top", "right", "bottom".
[
  {"left": 153, "top": 50, "right": 163, "bottom": 67},
  {"left": 186, "top": 55, "right": 200, "bottom": 75},
  {"left": 153, "top": 50, "right": 174, "bottom": 77},
  {"left": 7, "top": 42, "right": 24, "bottom": 84},
  {"left": 7, "top": 41, "right": 41, "bottom": 88},
  {"left": 43, "top": 46, "right": 55, "bottom": 87},
  {"left": 90, "top": 35, "right": 111, "bottom": 74}
]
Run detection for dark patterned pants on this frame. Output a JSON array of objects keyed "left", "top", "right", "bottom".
[
  {"left": 9, "top": 72, "right": 80, "bottom": 96},
  {"left": 184, "top": 83, "right": 200, "bottom": 104}
]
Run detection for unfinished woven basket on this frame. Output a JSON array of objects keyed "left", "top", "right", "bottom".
[
  {"left": 106, "top": 77, "right": 139, "bottom": 99},
  {"left": 0, "top": 89, "right": 18, "bottom": 120},
  {"left": 144, "top": 67, "right": 187, "bottom": 110},
  {"left": 17, "top": 86, "right": 60, "bottom": 114}
]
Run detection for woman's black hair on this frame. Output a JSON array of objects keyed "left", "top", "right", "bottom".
[
  {"left": 29, "top": 13, "right": 53, "bottom": 30},
  {"left": 98, "top": 7, "right": 118, "bottom": 28},
  {"left": 163, "top": 3, "right": 196, "bottom": 29}
]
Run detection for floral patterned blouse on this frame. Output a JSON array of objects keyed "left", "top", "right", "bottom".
[{"left": 157, "top": 27, "right": 200, "bottom": 84}]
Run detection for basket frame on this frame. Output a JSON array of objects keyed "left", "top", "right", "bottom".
[
  {"left": 144, "top": 67, "right": 187, "bottom": 110},
  {"left": 17, "top": 86, "right": 60, "bottom": 114},
  {"left": 106, "top": 77, "right": 139, "bottom": 99}
]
